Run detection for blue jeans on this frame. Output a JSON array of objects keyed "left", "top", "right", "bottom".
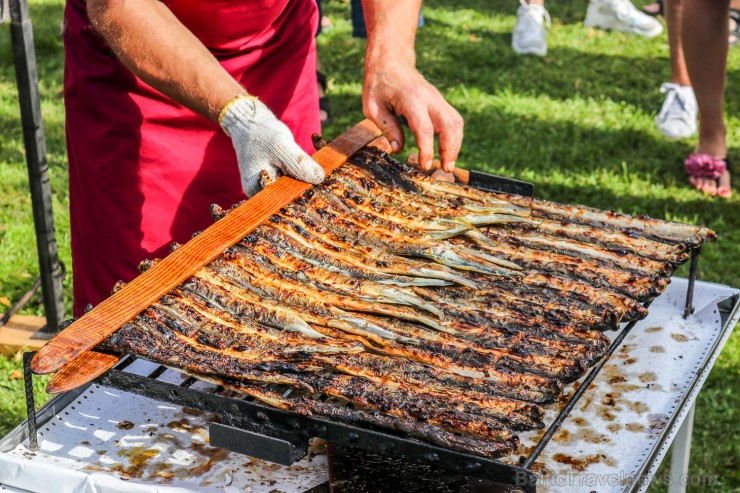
[{"left": 351, "top": 0, "right": 424, "bottom": 39}]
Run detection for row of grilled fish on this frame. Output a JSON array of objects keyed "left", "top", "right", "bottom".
[{"left": 100, "top": 147, "right": 715, "bottom": 458}]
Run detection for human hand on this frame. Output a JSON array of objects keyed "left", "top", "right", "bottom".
[
  {"left": 220, "top": 96, "right": 325, "bottom": 197},
  {"left": 363, "top": 64, "right": 463, "bottom": 173}
]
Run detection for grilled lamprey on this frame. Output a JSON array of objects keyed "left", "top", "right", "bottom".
[{"left": 97, "top": 145, "right": 714, "bottom": 459}]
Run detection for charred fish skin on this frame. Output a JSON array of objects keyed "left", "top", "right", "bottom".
[
  {"left": 362, "top": 145, "right": 714, "bottom": 247},
  {"left": 256, "top": 224, "right": 450, "bottom": 287},
  {"left": 107, "top": 315, "right": 318, "bottom": 382},
  {"left": 484, "top": 225, "right": 675, "bottom": 278},
  {"left": 462, "top": 233, "right": 666, "bottom": 301},
  {"left": 322, "top": 352, "right": 563, "bottom": 405},
  {"left": 268, "top": 210, "right": 480, "bottom": 288},
  {"left": 233, "top": 234, "right": 445, "bottom": 319},
  {"left": 523, "top": 218, "right": 688, "bottom": 264},
  {"left": 307, "top": 374, "right": 519, "bottom": 443},
  {"left": 221, "top": 378, "right": 520, "bottom": 458},
  {"left": 452, "top": 272, "right": 628, "bottom": 327},
  {"left": 364, "top": 146, "right": 713, "bottom": 247},
  {"left": 98, "top": 145, "right": 714, "bottom": 461}
]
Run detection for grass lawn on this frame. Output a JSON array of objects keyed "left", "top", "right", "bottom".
[{"left": 0, "top": 0, "right": 737, "bottom": 490}]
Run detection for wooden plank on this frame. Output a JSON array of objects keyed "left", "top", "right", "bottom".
[
  {"left": 0, "top": 314, "right": 47, "bottom": 355},
  {"left": 31, "top": 120, "right": 383, "bottom": 377}
]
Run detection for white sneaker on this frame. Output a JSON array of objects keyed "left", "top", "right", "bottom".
[
  {"left": 656, "top": 83, "right": 697, "bottom": 140},
  {"left": 512, "top": 1, "right": 550, "bottom": 57},
  {"left": 584, "top": 0, "right": 663, "bottom": 38}
]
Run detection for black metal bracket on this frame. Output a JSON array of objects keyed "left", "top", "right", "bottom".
[
  {"left": 465, "top": 169, "right": 534, "bottom": 198},
  {"left": 22, "top": 351, "right": 38, "bottom": 452},
  {"left": 210, "top": 422, "right": 308, "bottom": 466},
  {"left": 683, "top": 246, "right": 701, "bottom": 319}
]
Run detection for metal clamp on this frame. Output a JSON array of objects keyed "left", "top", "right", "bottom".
[{"left": 210, "top": 422, "right": 308, "bottom": 466}]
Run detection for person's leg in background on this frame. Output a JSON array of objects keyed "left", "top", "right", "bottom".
[
  {"left": 512, "top": 0, "right": 550, "bottom": 57},
  {"left": 644, "top": 0, "right": 740, "bottom": 47},
  {"left": 683, "top": 0, "right": 732, "bottom": 197},
  {"left": 351, "top": 0, "right": 367, "bottom": 38},
  {"left": 350, "top": 0, "right": 422, "bottom": 39},
  {"left": 656, "top": 0, "right": 698, "bottom": 140}
]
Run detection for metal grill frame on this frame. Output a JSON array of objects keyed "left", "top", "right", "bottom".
[{"left": 18, "top": 171, "right": 709, "bottom": 493}]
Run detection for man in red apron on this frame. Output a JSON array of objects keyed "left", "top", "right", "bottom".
[{"left": 65, "top": 0, "right": 463, "bottom": 316}]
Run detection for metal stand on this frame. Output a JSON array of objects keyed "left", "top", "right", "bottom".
[
  {"left": 667, "top": 403, "right": 695, "bottom": 493},
  {"left": 683, "top": 247, "right": 701, "bottom": 319},
  {"left": 22, "top": 352, "right": 39, "bottom": 452},
  {"left": 6, "top": 0, "right": 65, "bottom": 335}
]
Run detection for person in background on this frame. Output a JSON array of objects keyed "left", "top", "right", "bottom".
[
  {"left": 655, "top": 0, "right": 738, "bottom": 141},
  {"left": 653, "top": 0, "right": 731, "bottom": 198},
  {"left": 643, "top": 0, "right": 740, "bottom": 48},
  {"left": 513, "top": 0, "right": 662, "bottom": 57},
  {"left": 679, "top": 0, "right": 732, "bottom": 198},
  {"left": 655, "top": 0, "right": 697, "bottom": 141},
  {"left": 65, "top": 0, "right": 463, "bottom": 315}
]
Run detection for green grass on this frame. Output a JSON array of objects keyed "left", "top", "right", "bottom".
[{"left": 0, "top": 0, "right": 737, "bottom": 490}]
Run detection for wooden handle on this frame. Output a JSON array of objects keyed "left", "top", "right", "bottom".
[
  {"left": 32, "top": 120, "right": 383, "bottom": 376},
  {"left": 46, "top": 350, "right": 121, "bottom": 394}
]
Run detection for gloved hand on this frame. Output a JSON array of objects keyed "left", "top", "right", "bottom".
[{"left": 219, "top": 96, "right": 325, "bottom": 197}]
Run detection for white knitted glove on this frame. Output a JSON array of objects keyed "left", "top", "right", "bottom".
[{"left": 219, "top": 96, "right": 325, "bottom": 197}]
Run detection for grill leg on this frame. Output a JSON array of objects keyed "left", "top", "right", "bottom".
[
  {"left": 667, "top": 403, "right": 695, "bottom": 493},
  {"left": 23, "top": 351, "right": 39, "bottom": 452},
  {"left": 683, "top": 247, "right": 701, "bottom": 319}
]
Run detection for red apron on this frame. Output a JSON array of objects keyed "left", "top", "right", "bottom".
[{"left": 64, "top": 0, "right": 320, "bottom": 316}]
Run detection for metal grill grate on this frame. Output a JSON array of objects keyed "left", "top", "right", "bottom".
[{"left": 20, "top": 172, "right": 705, "bottom": 493}]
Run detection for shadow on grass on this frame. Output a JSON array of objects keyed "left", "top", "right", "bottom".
[
  {"left": 417, "top": 28, "right": 674, "bottom": 116},
  {"left": 325, "top": 90, "right": 691, "bottom": 178}
]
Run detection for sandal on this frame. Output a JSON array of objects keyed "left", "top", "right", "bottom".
[
  {"left": 642, "top": 0, "right": 664, "bottom": 17},
  {"left": 317, "top": 71, "right": 332, "bottom": 125},
  {"left": 684, "top": 154, "right": 732, "bottom": 198}
]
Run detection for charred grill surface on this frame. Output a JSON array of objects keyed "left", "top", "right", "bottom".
[{"left": 98, "top": 146, "right": 714, "bottom": 459}]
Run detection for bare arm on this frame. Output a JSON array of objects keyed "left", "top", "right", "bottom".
[
  {"left": 87, "top": 0, "right": 246, "bottom": 121},
  {"left": 362, "top": 0, "right": 463, "bottom": 172}
]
